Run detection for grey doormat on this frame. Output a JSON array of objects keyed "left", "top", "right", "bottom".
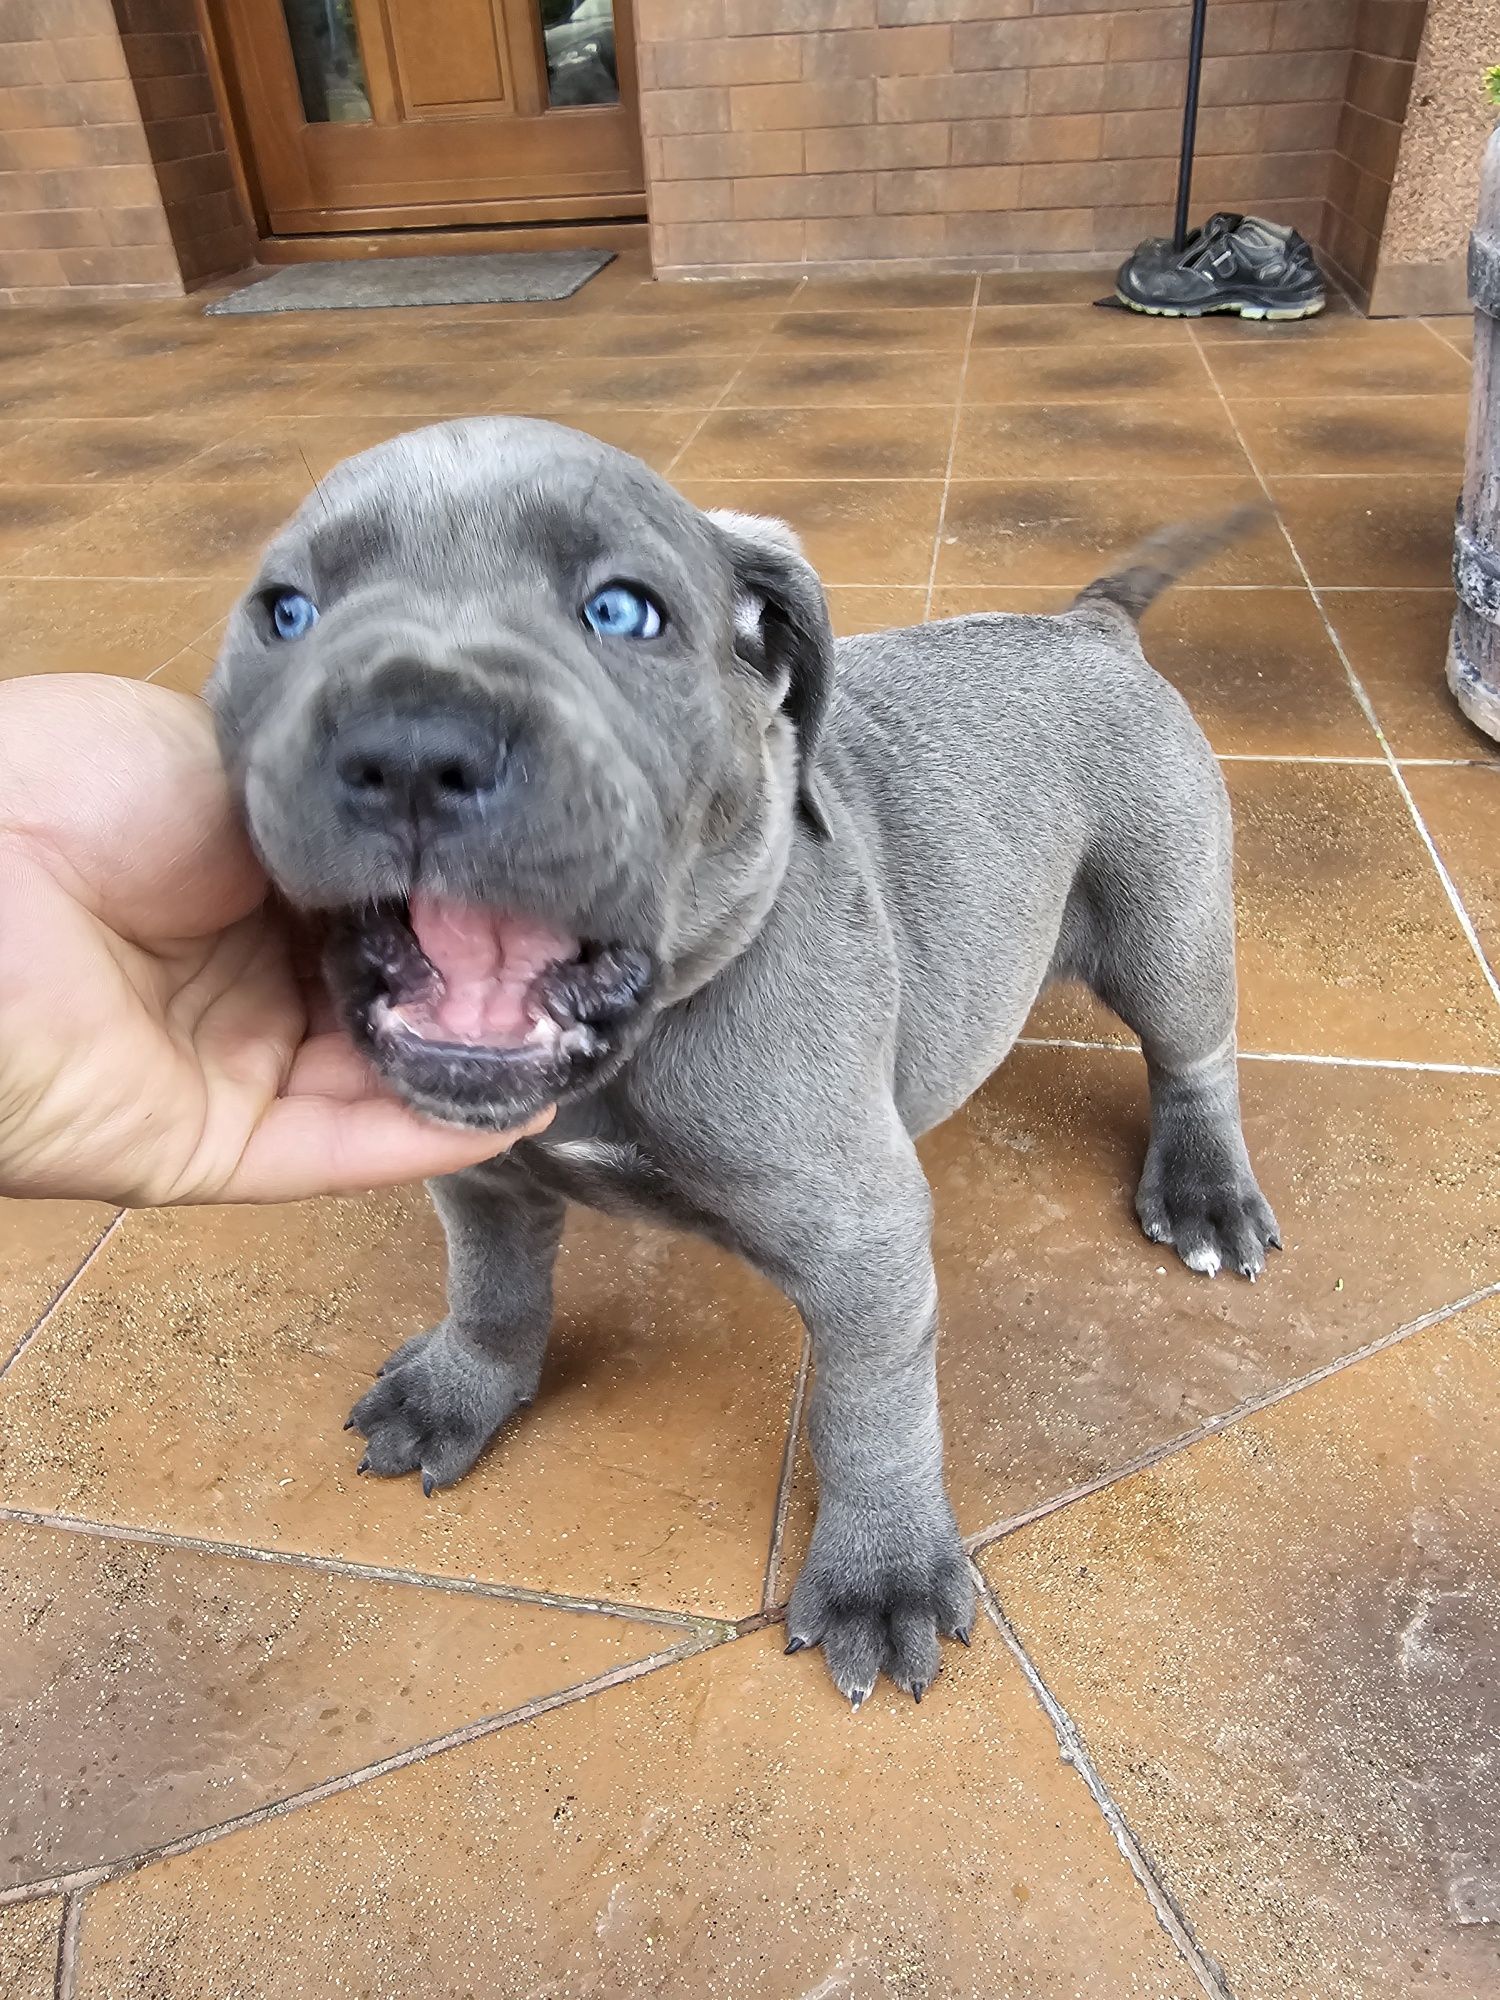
[{"left": 205, "top": 250, "right": 614, "bottom": 315}]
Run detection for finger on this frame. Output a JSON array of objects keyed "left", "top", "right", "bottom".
[{"left": 217, "top": 1092, "right": 555, "bottom": 1203}]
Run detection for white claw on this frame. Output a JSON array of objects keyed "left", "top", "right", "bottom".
[{"left": 1184, "top": 1244, "right": 1223, "bottom": 1277}]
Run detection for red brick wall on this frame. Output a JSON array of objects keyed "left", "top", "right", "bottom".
[
  {"left": 1324, "top": 0, "right": 1427, "bottom": 305},
  {"left": 115, "top": 0, "right": 255, "bottom": 291},
  {"left": 636, "top": 0, "right": 1362, "bottom": 279},
  {"left": 0, "top": 0, "right": 251, "bottom": 305},
  {"left": 0, "top": 0, "right": 182, "bottom": 304}
]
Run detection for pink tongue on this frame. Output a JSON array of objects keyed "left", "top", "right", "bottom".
[{"left": 404, "top": 895, "right": 579, "bottom": 1045}]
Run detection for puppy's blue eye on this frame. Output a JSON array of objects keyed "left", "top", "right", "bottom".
[
  {"left": 270, "top": 590, "right": 318, "bottom": 641},
  {"left": 582, "top": 583, "right": 663, "bottom": 640}
]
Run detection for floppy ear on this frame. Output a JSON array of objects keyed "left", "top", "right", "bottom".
[{"left": 708, "top": 509, "right": 836, "bottom": 840}]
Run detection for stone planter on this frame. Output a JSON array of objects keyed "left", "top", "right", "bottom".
[{"left": 1449, "top": 118, "right": 1500, "bottom": 741}]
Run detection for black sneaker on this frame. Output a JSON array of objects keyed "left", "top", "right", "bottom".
[{"left": 1115, "top": 212, "right": 1326, "bottom": 320}]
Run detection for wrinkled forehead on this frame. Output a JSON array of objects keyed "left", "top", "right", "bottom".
[{"left": 261, "top": 418, "right": 719, "bottom": 600}]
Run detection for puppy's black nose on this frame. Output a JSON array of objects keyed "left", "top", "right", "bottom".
[{"left": 332, "top": 712, "right": 502, "bottom": 830}]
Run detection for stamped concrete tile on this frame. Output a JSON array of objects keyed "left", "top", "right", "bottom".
[
  {"left": 964, "top": 344, "right": 1217, "bottom": 404},
  {"left": 288, "top": 360, "right": 545, "bottom": 419},
  {"left": 0, "top": 421, "right": 222, "bottom": 488},
  {"left": 1204, "top": 320, "right": 1471, "bottom": 398},
  {"left": 1225, "top": 759, "right": 1500, "bottom": 1063},
  {"left": 0, "top": 1193, "right": 798, "bottom": 1619},
  {"left": 774, "top": 1045, "right": 1500, "bottom": 1579},
  {"left": 936, "top": 477, "right": 1294, "bottom": 588},
  {"left": 21, "top": 481, "right": 306, "bottom": 581},
  {"left": 614, "top": 276, "right": 799, "bottom": 314},
  {"left": 1231, "top": 394, "right": 1469, "bottom": 477},
  {"left": 512, "top": 354, "right": 739, "bottom": 411},
  {"left": 675, "top": 402, "right": 954, "bottom": 480},
  {"left": 0, "top": 580, "right": 231, "bottom": 679},
  {"left": 1269, "top": 476, "right": 1460, "bottom": 588},
  {"left": 762, "top": 307, "right": 972, "bottom": 351},
  {"left": 676, "top": 476, "right": 943, "bottom": 584},
  {"left": 978, "top": 269, "right": 1113, "bottom": 306},
  {"left": 952, "top": 397, "right": 1251, "bottom": 480},
  {"left": 0, "top": 1201, "right": 113, "bottom": 1365},
  {"left": 983, "top": 1297, "right": 1500, "bottom": 2000},
  {"left": 724, "top": 347, "right": 965, "bottom": 407},
  {"left": 1404, "top": 762, "right": 1500, "bottom": 969},
  {"left": 795, "top": 274, "right": 976, "bottom": 311},
  {"left": 75, "top": 1624, "right": 1201, "bottom": 2000},
  {"left": 824, "top": 586, "right": 930, "bottom": 635},
  {"left": 0, "top": 1517, "right": 678, "bottom": 1892},
  {"left": 0, "top": 1897, "right": 59, "bottom": 2000},
  {"left": 1319, "top": 588, "right": 1499, "bottom": 761},
  {"left": 0, "top": 487, "right": 110, "bottom": 573},
  {"left": 971, "top": 303, "right": 1193, "bottom": 350}
]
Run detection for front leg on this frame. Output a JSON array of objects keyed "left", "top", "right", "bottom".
[
  {"left": 349, "top": 1157, "right": 564, "bottom": 1493},
  {"left": 766, "top": 1142, "right": 974, "bottom": 1706}
]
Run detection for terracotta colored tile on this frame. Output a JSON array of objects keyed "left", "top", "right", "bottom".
[
  {"left": 1404, "top": 763, "right": 1500, "bottom": 969},
  {"left": 148, "top": 632, "right": 220, "bottom": 695},
  {"left": 0, "top": 579, "right": 231, "bottom": 678},
  {"left": 775, "top": 1048, "right": 1500, "bottom": 1580},
  {"left": 977, "top": 268, "right": 1112, "bottom": 306},
  {"left": 1204, "top": 322, "right": 1472, "bottom": 398},
  {"left": 964, "top": 343, "right": 1218, "bottom": 403},
  {"left": 563, "top": 314, "right": 766, "bottom": 358},
  {"left": 1321, "top": 589, "right": 1499, "bottom": 761},
  {"left": 21, "top": 481, "right": 305, "bottom": 582},
  {"left": 11, "top": 359, "right": 323, "bottom": 425},
  {"left": 1270, "top": 475, "right": 1458, "bottom": 588},
  {"left": 0, "top": 1898, "right": 58, "bottom": 2000},
  {"left": 511, "top": 354, "right": 737, "bottom": 411},
  {"left": 761, "top": 306, "right": 973, "bottom": 350},
  {"left": 793, "top": 272, "right": 976, "bottom": 309},
  {"left": 288, "top": 361, "right": 543, "bottom": 419},
  {"left": 0, "top": 419, "right": 218, "bottom": 487},
  {"left": 971, "top": 303, "right": 1193, "bottom": 350},
  {"left": 1, "top": 1517, "right": 679, "bottom": 1891},
  {"left": 824, "top": 585, "right": 929, "bottom": 634},
  {"left": 936, "top": 477, "right": 1293, "bottom": 587},
  {"left": 612, "top": 276, "right": 801, "bottom": 314},
  {"left": 1425, "top": 315, "right": 1474, "bottom": 360},
  {"left": 0, "top": 1199, "right": 113, "bottom": 1362},
  {"left": 0, "top": 1194, "right": 799, "bottom": 1618},
  {"left": 0, "top": 486, "right": 109, "bottom": 571},
  {"left": 76, "top": 1625, "right": 1202, "bottom": 1999},
  {"left": 952, "top": 398, "right": 1250, "bottom": 480},
  {"left": 983, "top": 1298, "right": 1500, "bottom": 2000},
  {"left": 675, "top": 403, "right": 954, "bottom": 479},
  {"left": 1232, "top": 394, "right": 1469, "bottom": 476},
  {"left": 724, "top": 347, "right": 965, "bottom": 406},
  {"left": 1227, "top": 759, "right": 1500, "bottom": 1064},
  {"left": 677, "top": 476, "right": 943, "bottom": 584}
]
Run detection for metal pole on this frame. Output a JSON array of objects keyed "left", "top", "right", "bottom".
[{"left": 1172, "top": 0, "right": 1209, "bottom": 252}]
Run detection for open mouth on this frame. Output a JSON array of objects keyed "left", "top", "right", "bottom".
[{"left": 331, "top": 893, "right": 655, "bottom": 1124}]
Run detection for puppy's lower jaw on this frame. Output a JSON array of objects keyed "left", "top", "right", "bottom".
[{"left": 331, "top": 895, "right": 655, "bottom": 1128}]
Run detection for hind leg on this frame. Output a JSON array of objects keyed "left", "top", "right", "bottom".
[{"left": 1063, "top": 794, "right": 1280, "bottom": 1279}]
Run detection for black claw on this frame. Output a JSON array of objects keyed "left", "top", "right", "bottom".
[
  {"left": 355, "top": 1457, "right": 370, "bottom": 1475},
  {"left": 784, "top": 1636, "right": 808, "bottom": 1655},
  {"left": 421, "top": 1472, "right": 436, "bottom": 1498},
  {"left": 343, "top": 1418, "right": 356, "bottom": 1431},
  {"left": 912, "top": 1685, "right": 924, "bottom": 1705},
  {"left": 954, "top": 1627, "right": 971, "bottom": 1647}
]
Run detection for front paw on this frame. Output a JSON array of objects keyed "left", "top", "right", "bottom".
[
  {"left": 785, "top": 1499, "right": 975, "bottom": 1708},
  {"left": 347, "top": 1324, "right": 530, "bottom": 1494}
]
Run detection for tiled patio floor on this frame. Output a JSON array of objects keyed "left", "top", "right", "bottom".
[{"left": 2, "top": 250, "right": 1498, "bottom": 1999}]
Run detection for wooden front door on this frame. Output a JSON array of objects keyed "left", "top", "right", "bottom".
[{"left": 216, "top": 0, "right": 644, "bottom": 235}]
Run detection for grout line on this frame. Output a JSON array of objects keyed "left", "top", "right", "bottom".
[
  {"left": 1013, "top": 1034, "right": 1500, "bottom": 1077},
  {"left": 0, "top": 1635, "right": 719, "bottom": 1910},
  {"left": 52, "top": 1890, "right": 82, "bottom": 2000},
  {"left": 0, "top": 1506, "right": 727, "bottom": 1637},
  {"left": 0, "top": 1213, "right": 123, "bottom": 1383},
  {"left": 661, "top": 316, "right": 781, "bottom": 478},
  {"left": 1191, "top": 324, "right": 1500, "bottom": 1021},
  {"left": 761, "top": 1331, "right": 811, "bottom": 1615},
  {"left": 976, "top": 1571, "right": 1233, "bottom": 1999},
  {"left": 966, "top": 1277, "right": 1500, "bottom": 1554},
  {"left": 1214, "top": 752, "right": 1386, "bottom": 763},
  {"left": 922, "top": 274, "right": 982, "bottom": 620}
]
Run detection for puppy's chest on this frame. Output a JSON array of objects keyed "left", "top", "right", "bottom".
[{"left": 523, "top": 1127, "right": 698, "bottom": 1231}]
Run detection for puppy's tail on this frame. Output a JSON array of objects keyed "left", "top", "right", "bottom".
[{"left": 1071, "top": 505, "right": 1269, "bottom": 623}]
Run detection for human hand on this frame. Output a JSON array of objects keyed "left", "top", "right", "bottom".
[{"left": 0, "top": 674, "right": 551, "bottom": 1206}]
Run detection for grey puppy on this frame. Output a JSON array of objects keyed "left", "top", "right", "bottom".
[{"left": 210, "top": 417, "right": 1279, "bottom": 1707}]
